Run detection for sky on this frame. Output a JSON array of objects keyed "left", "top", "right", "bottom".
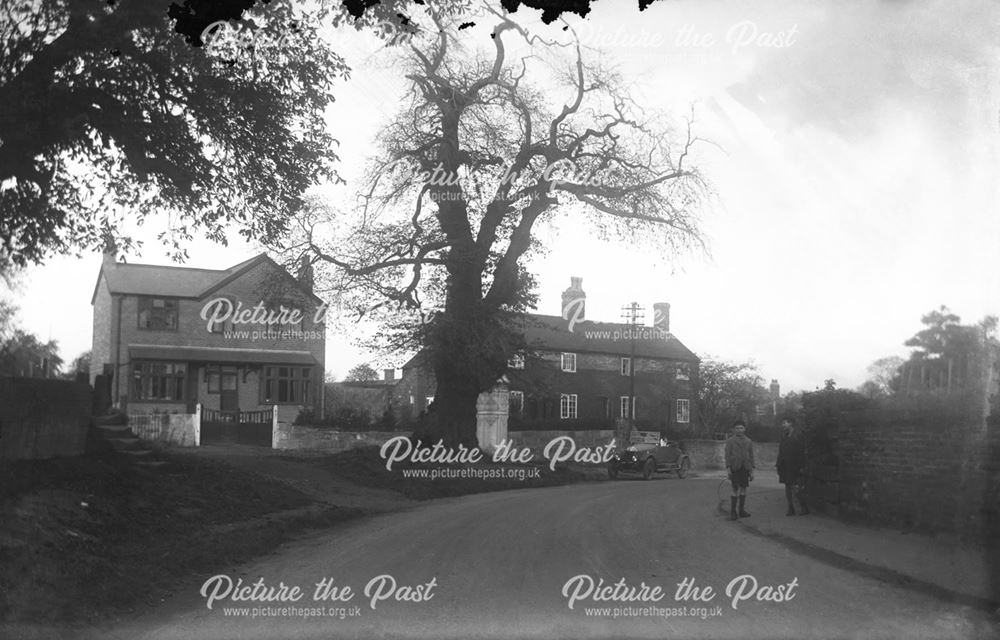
[{"left": 6, "top": 0, "right": 1000, "bottom": 393}]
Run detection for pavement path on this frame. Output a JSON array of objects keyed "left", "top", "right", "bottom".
[{"left": 74, "top": 470, "right": 996, "bottom": 640}]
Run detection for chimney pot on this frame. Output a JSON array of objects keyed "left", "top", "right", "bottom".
[
  {"left": 383, "top": 368, "right": 395, "bottom": 382},
  {"left": 652, "top": 302, "right": 671, "bottom": 335},
  {"left": 561, "top": 276, "right": 586, "bottom": 322}
]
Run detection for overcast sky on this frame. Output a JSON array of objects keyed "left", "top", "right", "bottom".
[{"left": 6, "top": 0, "right": 999, "bottom": 392}]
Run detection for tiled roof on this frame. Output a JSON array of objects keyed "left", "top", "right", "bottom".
[
  {"left": 92, "top": 253, "right": 320, "bottom": 304},
  {"left": 520, "top": 314, "right": 699, "bottom": 361},
  {"left": 401, "top": 312, "right": 698, "bottom": 368},
  {"left": 101, "top": 262, "right": 235, "bottom": 298}
]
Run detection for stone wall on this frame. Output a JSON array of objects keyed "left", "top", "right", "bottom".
[
  {"left": 272, "top": 423, "right": 408, "bottom": 452},
  {"left": 0, "top": 377, "right": 91, "bottom": 460}
]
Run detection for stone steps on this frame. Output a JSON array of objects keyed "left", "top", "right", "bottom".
[{"left": 91, "top": 417, "right": 159, "bottom": 460}]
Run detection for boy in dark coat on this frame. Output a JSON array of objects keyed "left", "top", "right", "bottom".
[{"left": 776, "top": 417, "right": 809, "bottom": 515}]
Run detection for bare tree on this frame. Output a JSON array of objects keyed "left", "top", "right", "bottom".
[
  {"left": 277, "top": 6, "right": 709, "bottom": 445},
  {"left": 862, "top": 356, "right": 905, "bottom": 396}
]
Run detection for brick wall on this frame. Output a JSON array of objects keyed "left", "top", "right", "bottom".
[
  {"left": 89, "top": 274, "right": 113, "bottom": 386},
  {"left": 803, "top": 407, "right": 1000, "bottom": 546},
  {"left": 831, "top": 414, "right": 998, "bottom": 540},
  {"left": 272, "top": 424, "right": 407, "bottom": 452},
  {"left": 507, "top": 429, "right": 617, "bottom": 456},
  {"left": 680, "top": 439, "right": 779, "bottom": 471},
  {"left": 0, "top": 377, "right": 91, "bottom": 460},
  {"left": 326, "top": 382, "right": 394, "bottom": 419}
]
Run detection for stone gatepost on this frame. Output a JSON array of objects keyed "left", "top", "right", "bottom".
[{"left": 476, "top": 385, "right": 509, "bottom": 452}]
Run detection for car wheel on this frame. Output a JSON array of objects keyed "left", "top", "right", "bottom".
[
  {"left": 677, "top": 458, "right": 690, "bottom": 479},
  {"left": 607, "top": 462, "right": 619, "bottom": 480},
  {"left": 642, "top": 457, "right": 656, "bottom": 480}
]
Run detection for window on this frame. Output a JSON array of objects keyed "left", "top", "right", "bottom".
[
  {"left": 262, "top": 366, "right": 312, "bottom": 404},
  {"left": 677, "top": 399, "right": 690, "bottom": 423},
  {"left": 560, "top": 393, "right": 578, "bottom": 419},
  {"left": 621, "top": 357, "right": 631, "bottom": 376},
  {"left": 509, "top": 390, "right": 524, "bottom": 416},
  {"left": 509, "top": 353, "right": 525, "bottom": 370},
  {"left": 205, "top": 299, "right": 232, "bottom": 334},
  {"left": 286, "top": 304, "right": 305, "bottom": 331},
  {"left": 620, "top": 396, "right": 636, "bottom": 419},
  {"left": 599, "top": 396, "right": 611, "bottom": 419},
  {"left": 132, "top": 362, "right": 186, "bottom": 401},
  {"left": 206, "top": 365, "right": 237, "bottom": 393},
  {"left": 676, "top": 363, "right": 690, "bottom": 381},
  {"left": 138, "top": 297, "right": 178, "bottom": 331},
  {"left": 561, "top": 352, "right": 577, "bottom": 373}
]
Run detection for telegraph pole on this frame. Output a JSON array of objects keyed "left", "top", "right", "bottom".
[{"left": 620, "top": 302, "right": 645, "bottom": 443}]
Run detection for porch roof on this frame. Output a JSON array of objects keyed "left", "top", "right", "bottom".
[{"left": 128, "top": 344, "right": 318, "bottom": 366}]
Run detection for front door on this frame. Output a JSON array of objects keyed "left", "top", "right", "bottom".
[{"left": 219, "top": 368, "right": 238, "bottom": 413}]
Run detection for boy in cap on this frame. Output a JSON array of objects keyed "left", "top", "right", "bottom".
[{"left": 724, "top": 420, "right": 755, "bottom": 520}]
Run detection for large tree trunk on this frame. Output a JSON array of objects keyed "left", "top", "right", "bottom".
[
  {"left": 423, "top": 376, "right": 481, "bottom": 448},
  {"left": 420, "top": 239, "right": 509, "bottom": 448}
]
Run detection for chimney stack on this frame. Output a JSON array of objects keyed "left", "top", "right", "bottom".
[
  {"left": 101, "top": 234, "right": 118, "bottom": 271},
  {"left": 297, "top": 255, "right": 315, "bottom": 292},
  {"left": 561, "top": 277, "right": 586, "bottom": 322},
  {"left": 652, "top": 302, "right": 671, "bottom": 335},
  {"left": 769, "top": 379, "right": 780, "bottom": 399},
  {"left": 383, "top": 368, "right": 395, "bottom": 383}
]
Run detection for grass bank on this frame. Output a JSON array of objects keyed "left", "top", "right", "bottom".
[{"left": 0, "top": 448, "right": 360, "bottom": 624}]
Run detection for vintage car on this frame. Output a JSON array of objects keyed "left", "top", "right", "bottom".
[{"left": 607, "top": 439, "right": 692, "bottom": 480}]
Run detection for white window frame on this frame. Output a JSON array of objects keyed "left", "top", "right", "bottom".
[
  {"left": 560, "top": 393, "right": 578, "bottom": 419},
  {"left": 561, "top": 352, "right": 577, "bottom": 373},
  {"left": 676, "top": 363, "right": 690, "bottom": 381},
  {"left": 620, "top": 357, "right": 631, "bottom": 376},
  {"left": 676, "top": 398, "right": 690, "bottom": 423},
  {"left": 620, "top": 396, "right": 635, "bottom": 419}
]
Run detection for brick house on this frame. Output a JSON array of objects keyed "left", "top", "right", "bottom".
[
  {"left": 90, "top": 251, "right": 325, "bottom": 427},
  {"left": 393, "top": 278, "right": 699, "bottom": 433}
]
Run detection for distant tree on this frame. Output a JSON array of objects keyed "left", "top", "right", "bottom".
[
  {"left": 63, "top": 350, "right": 91, "bottom": 379},
  {"left": 823, "top": 379, "right": 837, "bottom": 391},
  {"left": 857, "top": 380, "right": 883, "bottom": 399},
  {"left": 695, "top": 357, "right": 768, "bottom": 435},
  {"left": 861, "top": 355, "right": 905, "bottom": 396},
  {"left": 344, "top": 363, "right": 379, "bottom": 382},
  {"left": 0, "top": 298, "right": 15, "bottom": 341},
  {"left": 904, "top": 306, "right": 997, "bottom": 361},
  {"left": 0, "top": 329, "right": 63, "bottom": 377},
  {"left": 898, "top": 306, "right": 998, "bottom": 395},
  {"left": 777, "top": 390, "right": 803, "bottom": 418}
]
